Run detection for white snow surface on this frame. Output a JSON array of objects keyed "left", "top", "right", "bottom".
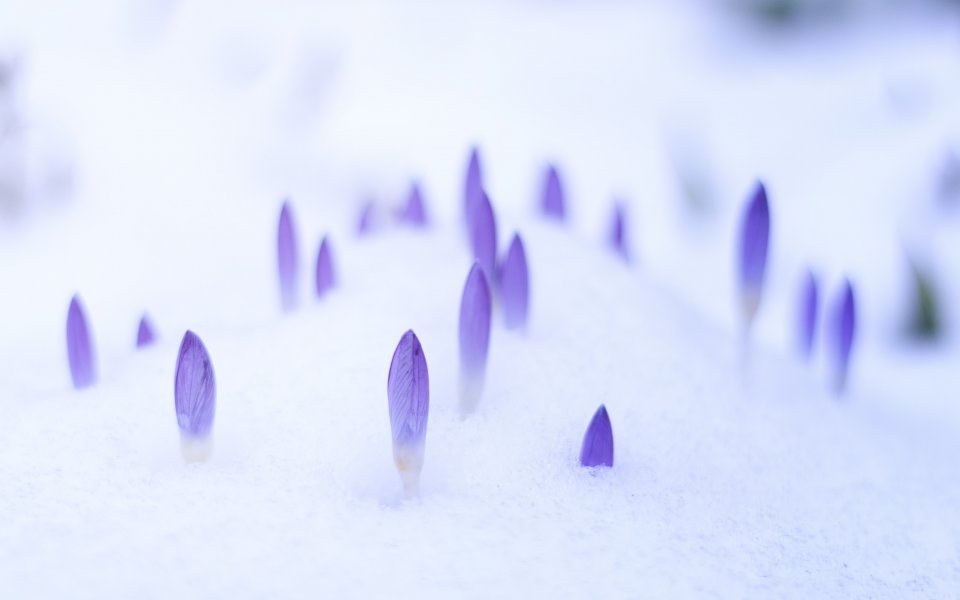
[{"left": 1, "top": 0, "right": 960, "bottom": 597}]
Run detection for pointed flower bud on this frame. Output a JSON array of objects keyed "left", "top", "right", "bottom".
[
  {"left": 136, "top": 313, "right": 157, "bottom": 348},
  {"left": 174, "top": 330, "right": 216, "bottom": 461},
  {"left": 66, "top": 294, "right": 97, "bottom": 389},
  {"left": 468, "top": 191, "right": 497, "bottom": 284},
  {"left": 357, "top": 200, "right": 375, "bottom": 236},
  {"left": 387, "top": 330, "right": 430, "bottom": 495},
  {"left": 737, "top": 181, "right": 770, "bottom": 326},
  {"left": 315, "top": 235, "right": 336, "bottom": 298},
  {"left": 458, "top": 263, "right": 492, "bottom": 416},
  {"left": 609, "top": 202, "right": 630, "bottom": 262},
  {"left": 797, "top": 270, "right": 818, "bottom": 359},
  {"left": 830, "top": 279, "right": 856, "bottom": 394},
  {"left": 401, "top": 182, "right": 427, "bottom": 226},
  {"left": 541, "top": 164, "right": 566, "bottom": 220},
  {"left": 464, "top": 146, "right": 483, "bottom": 227},
  {"left": 277, "top": 200, "right": 299, "bottom": 313},
  {"left": 500, "top": 233, "right": 529, "bottom": 330},
  {"left": 580, "top": 405, "right": 613, "bottom": 468}
]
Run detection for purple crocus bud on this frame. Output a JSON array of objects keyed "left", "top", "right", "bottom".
[
  {"left": 541, "top": 164, "right": 566, "bottom": 221},
  {"left": 737, "top": 181, "right": 770, "bottom": 326},
  {"left": 458, "top": 263, "right": 492, "bottom": 416},
  {"left": 464, "top": 146, "right": 483, "bottom": 226},
  {"left": 579, "top": 405, "right": 613, "bottom": 468},
  {"left": 401, "top": 182, "right": 427, "bottom": 226},
  {"left": 830, "top": 279, "right": 856, "bottom": 394},
  {"left": 136, "top": 313, "right": 157, "bottom": 348},
  {"left": 357, "top": 200, "right": 375, "bottom": 236},
  {"left": 315, "top": 235, "right": 336, "bottom": 298},
  {"left": 609, "top": 202, "right": 629, "bottom": 262},
  {"left": 174, "top": 330, "right": 216, "bottom": 462},
  {"left": 66, "top": 294, "right": 97, "bottom": 389},
  {"left": 277, "top": 200, "right": 299, "bottom": 313},
  {"left": 500, "top": 233, "right": 529, "bottom": 331},
  {"left": 468, "top": 191, "right": 497, "bottom": 284},
  {"left": 797, "top": 270, "right": 818, "bottom": 359},
  {"left": 387, "top": 329, "right": 430, "bottom": 495}
]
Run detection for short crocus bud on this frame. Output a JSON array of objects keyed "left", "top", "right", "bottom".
[
  {"left": 500, "top": 233, "right": 529, "bottom": 330},
  {"left": 136, "top": 314, "right": 157, "bottom": 348},
  {"left": 174, "top": 331, "right": 216, "bottom": 462},
  {"left": 357, "top": 200, "right": 375, "bottom": 236},
  {"left": 797, "top": 270, "right": 818, "bottom": 359},
  {"left": 464, "top": 146, "right": 483, "bottom": 227},
  {"left": 541, "top": 164, "right": 566, "bottom": 221},
  {"left": 66, "top": 294, "right": 97, "bottom": 389},
  {"left": 277, "top": 200, "right": 299, "bottom": 313},
  {"left": 401, "top": 182, "right": 427, "bottom": 226},
  {"left": 458, "top": 263, "right": 492, "bottom": 417},
  {"left": 315, "top": 235, "right": 336, "bottom": 298},
  {"left": 468, "top": 191, "right": 497, "bottom": 284},
  {"left": 579, "top": 405, "right": 613, "bottom": 468},
  {"left": 737, "top": 181, "right": 770, "bottom": 328},
  {"left": 387, "top": 330, "right": 430, "bottom": 496},
  {"left": 830, "top": 279, "right": 856, "bottom": 394},
  {"left": 609, "top": 202, "right": 630, "bottom": 262}
]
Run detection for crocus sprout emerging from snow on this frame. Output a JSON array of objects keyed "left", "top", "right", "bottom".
[
  {"left": 830, "top": 279, "right": 856, "bottom": 394},
  {"left": 737, "top": 181, "right": 770, "bottom": 328},
  {"left": 609, "top": 202, "right": 629, "bottom": 262},
  {"left": 357, "top": 200, "right": 375, "bottom": 236},
  {"left": 468, "top": 191, "right": 498, "bottom": 284},
  {"left": 136, "top": 314, "right": 157, "bottom": 348},
  {"left": 174, "top": 330, "right": 216, "bottom": 462},
  {"left": 401, "top": 182, "right": 427, "bottom": 226},
  {"left": 66, "top": 294, "right": 97, "bottom": 389},
  {"left": 541, "top": 164, "right": 566, "bottom": 221},
  {"left": 580, "top": 405, "right": 614, "bottom": 468},
  {"left": 277, "top": 200, "right": 299, "bottom": 313},
  {"left": 464, "top": 146, "right": 483, "bottom": 227},
  {"left": 315, "top": 235, "right": 336, "bottom": 298},
  {"left": 458, "top": 263, "right": 492, "bottom": 417},
  {"left": 387, "top": 330, "right": 430, "bottom": 496},
  {"left": 500, "top": 233, "right": 529, "bottom": 331},
  {"left": 797, "top": 270, "right": 818, "bottom": 359}
]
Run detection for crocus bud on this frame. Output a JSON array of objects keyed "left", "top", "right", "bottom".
[
  {"left": 174, "top": 330, "right": 216, "bottom": 462},
  {"left": 315, "top": 235, "right": 336, "bottom": 298},
  {"left": 541, "top": 164, "right": 566, "bottom": 221},
  {"left": 387, "top": 330, "right": 430, "bottom": 496},
  {"left": 401, "top": 182, "right": 427, "bottom": 226},
  {"left": 797, "top": 270, "right": 818, "bottom": 359},
  {"left": 468, "top": 191, "right": 497, "bottom": 284},
  {"left": 737, "top": 181, "right": 770, "bottom": 327},
  {"left": 458, "top": 263, "right": 492, "bottom": 416},
  {"left": 829, "top": 279, "right": 856, "bottom": 394},
  {"left": 609, "top": 202, "right": 630, "bottom": 262},
  {"left": 357, "top": 200, "right": 375, "bottom": 236},
  {"left": 66, "top": 294, "right": 97, "bottom": 389},
  {"left": 136, "top": 314, "right": 157, "bottom": 348},
  {"left": 464, "top": 147, "right": 483, "bottom": 227},
  {"left": 277, "top": 200, "right": 299, "bottom": 313},
  {"left": 579, "top": 405, "right": 613, "bottom": 468},
  {"left": 500, "top": 233, "right": 529, "bottom": 330}
]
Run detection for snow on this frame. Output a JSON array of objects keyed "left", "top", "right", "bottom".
[{"left": 1, "top": 0, "right": 960, "bottom": 597}]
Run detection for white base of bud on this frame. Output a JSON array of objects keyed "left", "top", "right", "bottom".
[
  {"left": 180, "top": 434, "right": 213, "bottom": 463},
  {"left": 393, "top": 442, "right": 424, "bottom": 498},
  {"left": 458, "top": 373, "right": 486, "bottom": 418}
]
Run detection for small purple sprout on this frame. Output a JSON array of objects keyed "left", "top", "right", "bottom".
[
  {"left": 277, "top": 200, "right": 299, "bottom": 313},
  {"left": 174, "top": 330, "right": 216, "bottom": 462},
  {"left": 500, "top": 233, "right": 529, "bottom": 331},
  {"left": 357, "top": 200, "right": 375, "bottom": 236},
  {"left": 797, "top": 270, "right": 818, "bottom": 359},
  {"left": 609, "top": 202, "right": 630, "bottom": 262},
  {"left": 830, "top": 279, "right": 856, "bottom": 394},
  {"left": 468, "top": 191, "right": 498, "bottom": 284},
  {"left": 541, "top": 164, "right": 566, "bottom": 221},
  {"left": 458, "top": 263, "right": 492, "bottom": 416},
  {"left": 387, "top": 330, "right": 430, "bottom": 495},
  {"left": 315, "top": 235, "right": 336, "bottom": 298},
  {"left": 579, "top": 405, "right": 613, "bottom": 468},
  {"left": 136, "top": 313, "right": 157, "bottom": 348},
  {"left": 737, "top": 181, "right": 770, "bottom": 327},
  {"left": 400, "top": 181, "right": 427, "bottom": 226},
  {"left": 66, "top": 294, "right": 97, "bottom": 389},
  {"left": 464, "top": 146, "right": 483, "bottom": 227}
]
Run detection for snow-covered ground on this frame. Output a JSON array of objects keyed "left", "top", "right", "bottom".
[{"left": 1, "top": 0, "right": 959, "bottom": 597}]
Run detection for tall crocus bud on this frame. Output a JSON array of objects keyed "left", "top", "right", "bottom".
[
  {"left": 468, "top": 191, "right": 497, "bottom": 284},
  {"left": 797, "top": 270, "right": 818, "bottom": 359},
  {"left": 136, "top": 314, "right": 157, "bottom": 348},
  {"left": 579, "top": 405, "right": 613, "bottom": 468},
  {"left": 541, "top": 164, "right": 566, "bottom": 221},
  {"left": 66, "top": 294, "right": 97, "bottom": 389},
  {"left": 464, "top": 146, "right": 483, "bottom": 227},
  {"left": 277, "top": 200, "right": 299, "bottom": 313},
  {"left": 737, "top": 181, "right": 770, "bottom": 328},
  {"left": 174, "top": 330, "right": 216, "bottom": 462},
  {"left": 401, "top": 182, "right": 427, "bottom": 226},
  {"left": 458, "top": 263, "right": 492, "bottom": 417},
  {"left": 500, "top": 233, "right": 529, "bottom": 330},
  {"left": 315, "top": 235, "right": 336, "bottom": 298},
  {"left": 609, "top": 202, "right": 629, "bottom": 262},
  {"left": 830, "top": 279, "right": 856, "bottom": 394},
  {"left": 387, "top": 330, "right": 430, "bottom": 496}
]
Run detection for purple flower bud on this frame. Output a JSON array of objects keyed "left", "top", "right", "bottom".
[
  {"left": 797, "top": 270, "right": 818, "bottom": 359},
  {"left": 609, "top": 202, "right": 630, "bottom": 262},
  {"left": 136, "top": 314, "right": 157, "bottom": 348},
  {"left": 357, "top": 200, "right": 375, "bottom": 236},
  {"left": 66, "top": 294, "right": 97, "bottom": 389},
  {"left": 737, "top": 181, "right": 770, "bottom": 325},
  {"left": 580, "top": 405, "right": 613, "bottom": 468},
  {"left": 500, "top": 233, "right": 529, "bottom": 330},
  {"left": 174, "top": 330, "right": 216, "bottom": 460},
  {"left": 458, "top": 263, "right": 492, "bottom": 416},
  {"left": 464, "top": 146, "right": 483, "bottom": 226},
  {"left": 830, "top": 279, "right": 856, "bottom": 394},
  {"left": 277, "top": 200, "right": 299, "bottom": 313},
  {"left": 401, "top": 182, "right": 427, "bottom": 226},
  {"left": 387, "top": 330, "right": 430, "bottom": 494},
  {"left": 468, "top": 191, "right": 498, "bottom": 284},
  {"left": 315, "top": 235, "right": 336, "bottom": 298},
  {"left": 541, "top": 164, "right": 566, "bottom": 220}
]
